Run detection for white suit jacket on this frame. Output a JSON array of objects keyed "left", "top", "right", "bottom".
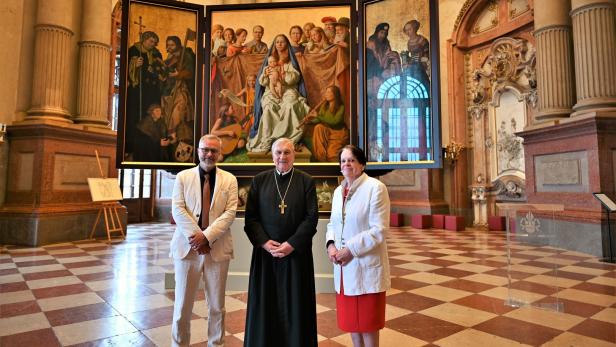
[
  {"left": 326, "top": 173, "right": 391, "bottom": 295},
  {"left": 170, "top": 166, "right": 238, "bottom": 262}
]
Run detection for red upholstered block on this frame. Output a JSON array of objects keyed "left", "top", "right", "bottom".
[
  {"left": 444, "top": 215, "right": 465, "bottom": 231},
  {"left": 488, "top": 216, "right": 506, "bottom": 231},
  {"left": 390, "top": 213, "right": 404, "bottom": 227},
  {"left": 411, "top": 214, "right": 431, "bottom": 229},
  {"left": 432, "top": 214, "right": 445, "bottom": 229}
]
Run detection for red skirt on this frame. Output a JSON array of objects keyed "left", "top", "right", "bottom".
[{"left": 336, "top": 270, "right": 386, "bottom": 332}]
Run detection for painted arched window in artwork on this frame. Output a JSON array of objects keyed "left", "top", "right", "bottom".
[{"left": 372, "top": 74, "right": 431, "bottom": 162}]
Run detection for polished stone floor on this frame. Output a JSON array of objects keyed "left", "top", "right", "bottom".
[{"left": 1, "top": 223, "right": 615, "bottom": 346}]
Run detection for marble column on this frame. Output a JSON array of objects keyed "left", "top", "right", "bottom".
[
  {"left": 27, "top": 0, "right": 74, "bottom": 122},
  {"left": 571, "top": 0, "right": 616, "bottom": 112},
  {"left": 74, "top": 0, "right": 112, "bottom": 128},
  {"left": 534, "top": 0, "right": 575, "bottom": 122}
]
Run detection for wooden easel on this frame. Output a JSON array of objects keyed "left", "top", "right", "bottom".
[
  {"left": 89, "top": 201, "right": 126, "bottom": 243},
  {"left": 89, "top": 150, "right": 126, "bottom": 243}
]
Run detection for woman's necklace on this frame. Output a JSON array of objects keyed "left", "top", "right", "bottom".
[{"left": 273, "top": 168, "right": 294, "bottom": 214}]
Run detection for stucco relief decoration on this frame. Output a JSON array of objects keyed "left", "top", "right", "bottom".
[
  {"left": 496, "top": 118, "right": 523, "bottom": 170},
  {"left": 508, "top": 0, "right": 531, "bottom": 20},
  {"left": 472, "top": 0, "right": 499, "bottom": 35}
]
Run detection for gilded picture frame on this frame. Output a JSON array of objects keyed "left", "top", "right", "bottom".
[
  {"left": 358, "top": 0, "right": 442, "bottom": 169},
  {"left": 204, "top": 1, "right": 355, "bottom": 176},
  {"left": 117, "top": 0, "right": 204, "bottom": 169}
]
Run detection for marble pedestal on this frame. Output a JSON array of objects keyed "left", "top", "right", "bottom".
[{"left": 0, "top": 122, "right": 127, "bottom": 246}]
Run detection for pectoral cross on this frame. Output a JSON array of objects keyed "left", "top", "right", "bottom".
[{"left": 279, "top": 200, "right": 287, "bottom": 214}]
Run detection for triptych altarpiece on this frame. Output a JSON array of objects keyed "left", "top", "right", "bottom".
[{"left": 117, "top": 0, "right": 442, "bottom": 176}]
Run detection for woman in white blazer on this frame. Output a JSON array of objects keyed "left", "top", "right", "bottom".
[{"left": 326, "top": 145, "right": 391, "bottom": 347}]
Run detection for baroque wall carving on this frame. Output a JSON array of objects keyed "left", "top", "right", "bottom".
[{"left": 466, "top": 37, "right": 535, "bottom": 207}]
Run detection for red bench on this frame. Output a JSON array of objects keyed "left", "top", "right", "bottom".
[
  {"left": 390, "top": 213, "right": 404, "bottom": 227},
  {"left": 488, "top": 216, "right": 506, "bottom": 231},
  {"left": 411, "top": 214, "right": 431, "bottom": 229},
  {"left": 432, "top": 214, "right": 446, "bottom": 229},
  {"left": 445, "top": 215, "right": 465, "bottom": 231}
]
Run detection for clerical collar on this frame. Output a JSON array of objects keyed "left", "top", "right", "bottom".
[{"left": 275, "top": 167, "right": 293, "bottom": 176}]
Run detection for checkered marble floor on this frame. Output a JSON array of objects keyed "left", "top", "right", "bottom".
[{"left": 1, "top": 223, "right": 615, "bottom": 346}]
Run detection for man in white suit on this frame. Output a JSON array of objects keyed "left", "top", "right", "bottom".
[{"left": 170, "top": 134, "right": 238, "bottom": 347}]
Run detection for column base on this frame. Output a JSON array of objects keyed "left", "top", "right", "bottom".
[
  {"left": 572, "top": 98, "right": 616, "bottom": 114},
  {"left": 2, "top": 123, "right": 121, "bottom": 246},
  {"left": 73, "top": 116, "right": 111, "bottom": 128},
  {"left": 535, "top": 108, "right": 572, "bottom": 123}
]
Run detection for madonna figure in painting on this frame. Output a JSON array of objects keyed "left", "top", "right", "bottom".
[{"left": 246, "top": 34, "right": 311, "bottom": 153}]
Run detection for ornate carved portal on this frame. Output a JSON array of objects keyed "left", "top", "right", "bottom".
[{"left": 466, "top": 36, "right": 536, "bottom": 226}]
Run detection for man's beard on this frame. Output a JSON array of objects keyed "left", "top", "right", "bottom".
[
  {"left": 324, "top": 29, "right": 335, "bottom": 40},
  {"left": 334, "top": 33, "right": 347, "bottom": 43}
]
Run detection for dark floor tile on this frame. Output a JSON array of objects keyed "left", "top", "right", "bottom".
[
  {"left": 484, "top": 268, "right": 532, "bottom": 280},
  {"left": 390, "top": 277, "right": 430, "bottom": 291},
  {"left": 43, "top": 245, "right": 78, "bottom": 250},
  {"left": 521, "top": 260, "right": 559, "bottom": 269},
  {"left": 62, "top": 260, "right": 106, "bottom": 269},
  {"left": 558, "top": 254, "right": 594, "bottom": 261},
  {"left": 452, "top": 294, "right": 516, "bottom": 315},
  {"left": 413, "top": 251, "right": 451, "bottom": 258},
  {"left": 0, "top": 268, "right": 19, "bottom": 276},
  {"left": 0, "top": 281, "right": 29, "bottom": 293},
  {"left": 386, "top": 313, "right": 464, "bottom": 342},
  {"left": 318, "top": 340, "right": 346, "bottom": 347},
  {"left": 8, "top": 250, "right": 49, "bottom": 257},
  {"left": 508, "top": 280, "right": 560, "bottom": 295},
  {"left": 430, "top": 267, "right": 475, "bottom": 279},
  {"left": 535, "top": 297, "right": 604, "bottom": 318},
  {"left": 388, "top": 258, "right": 409, "bottom": 266},
  {"left": 557, "top": 271, "right": 595, "bottom": 281},
  {"left": 0, "top": 328, "right": 61, "bottom": 347},
  {"left": 76, "top": 271, "right": 116, "bottom": 282},
  {"left": 468, "top": 259, "right": 507, "bottom": 268},
  {"left": 570, "top": 318, "right": 616, "bottom": 343},
  {"left": 32, "top": 283, "right": 91, "bottom": 299},
  {"left": 221, "top": 335, "right": 244, "bottom": 347},
  {"left": 45, "top": 302, "right": 118, "bottom": 326},
  {"left": 387, "top": 292, "right": 444, "bottom": 312},
  {"left": 317, "top": 309, "right": 346, "bottom": 338},
  {"left": 229, "top": 292, "right": 248, "bottom": 304},
  {"left": 225, "top": 309, "right": 247, "bottom": 334},
  {"left": 389, "top": 266, "right": 416, "bottom": 277},
  {"left": 473, "top": 316, "right": 561, "bottom": 345},
  {"left": 22, "top": 270, "right": 73, "bottom": 281},
  {"left": 572, "top": 282, "right": 616, "bottom": 296},
  {"left": 316, "top": 293, "right": 337, "bottom": 310},
  {"left": 14, "top": 259, "right": 59, "bottom": 267},
  {"left": 125, "top": 306, "right": 182, "bottom": 330},
  {"left": 419, "top": 258, "right": 459, "bottom": 267},
  {"left": 439, "top": 279, "right": 495, "bottom": 293},
  {"left": 96, "top": 284, "right": 158, "bottom": 301},
  {"left": 572, "top": 261, "right": 616, "bottom": 270},
  {"left": 0, "top": 300, "right": 41, "bottom": 318},
  {"left": 53, "top": 252, "right": 89, "bottom": 259}
]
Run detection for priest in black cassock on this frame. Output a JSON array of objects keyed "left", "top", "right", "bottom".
[{"left": 243, "top": 137, "right": 319, "bottom": 347}]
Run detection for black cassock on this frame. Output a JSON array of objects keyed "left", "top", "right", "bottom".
[{"left": 244, "top": 168, "right": 319, "bottom": 347}]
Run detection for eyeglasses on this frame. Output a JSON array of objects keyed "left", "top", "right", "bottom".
[{"left": 197, "top": 147, "right": 220, "bottom": 154}]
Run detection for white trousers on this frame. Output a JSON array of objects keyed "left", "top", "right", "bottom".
[{"left": 172, "top": 251, "right": 230, "bottom": 347}]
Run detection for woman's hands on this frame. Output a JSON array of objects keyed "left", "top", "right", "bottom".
[{"left": 328, "top": 244, "right": 354, "bottom": 266}]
